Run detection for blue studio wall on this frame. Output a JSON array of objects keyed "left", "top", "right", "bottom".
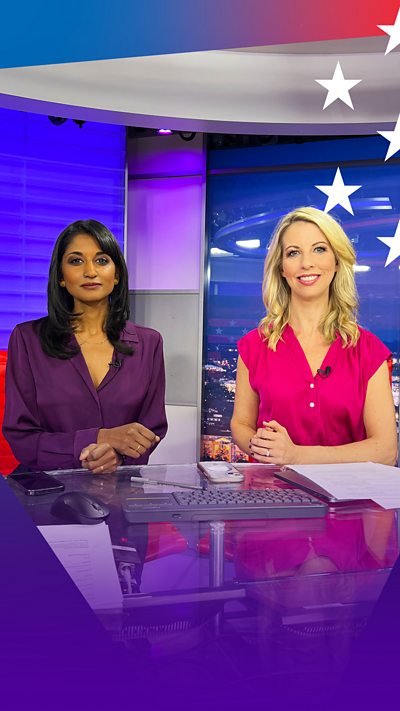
[
  {"left": 202, "top": 135, "right": 400, "bottom": 461},
  {"left": 0, "top": 109, "right": 126, "bottom": 348}
]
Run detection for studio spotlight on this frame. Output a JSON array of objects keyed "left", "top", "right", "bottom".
[
  {"left": 72, "top": 120, "right": 86, "bottom": 129},
  {"left": 48, "top": 116, "right": 68, "bottom": 126},
  {"left": 178, "top": 132, "right": 196, "bottom": 142},
  {"left": 157, "top": 129, "right": 173, "bottom": 135}
]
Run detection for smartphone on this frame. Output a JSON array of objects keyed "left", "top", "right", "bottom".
[
  {"left": 9, "top": 471, "right": 65, "bottom": 496},
  {"left": 197, "top": 462, "right": 244, "bottom": 484}
]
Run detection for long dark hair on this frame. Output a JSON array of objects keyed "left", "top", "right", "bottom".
[{"left": 38, "top": 219, "right": 133, "bottom": 359}]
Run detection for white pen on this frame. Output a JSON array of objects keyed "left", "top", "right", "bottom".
[{"left": 129, "top": 476, "right": 202, "bottom": 491}]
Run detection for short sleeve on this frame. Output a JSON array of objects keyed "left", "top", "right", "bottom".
[
  {"left": 359, "top": 328, "right": 391, "bottom": 382},
  {"left": 237, "top": 329, "right": 263, "bottom": 372}
]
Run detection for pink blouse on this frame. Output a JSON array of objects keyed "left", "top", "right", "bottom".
[{"left": 238, "top": 325, "right": 390, "bottom": 446}]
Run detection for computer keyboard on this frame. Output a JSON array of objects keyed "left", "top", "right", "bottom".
[{"left": 123, "top": 486, "right": 327, "bottom": 522}]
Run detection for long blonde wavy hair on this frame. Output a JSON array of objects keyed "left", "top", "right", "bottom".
[{"left": 259, "top": 207, "right": 359, "bottom": 350}]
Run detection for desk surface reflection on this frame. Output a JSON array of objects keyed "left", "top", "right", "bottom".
[{"left": 8, "top": 463, "right": 399, "bottom": 708}]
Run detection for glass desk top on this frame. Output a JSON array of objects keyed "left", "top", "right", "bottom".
[{"left": 7, "top": 463, "right": 400, "bottom": 707}]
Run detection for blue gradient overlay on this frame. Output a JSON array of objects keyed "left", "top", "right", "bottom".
[{"left": 1, "top": 0, "right": 399, "bottom": 68}]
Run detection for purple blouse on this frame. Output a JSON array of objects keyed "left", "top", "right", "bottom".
[{"left": 3, "top": 320, "right": 167, "bottom": 471}]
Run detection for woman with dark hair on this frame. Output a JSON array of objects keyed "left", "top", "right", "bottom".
[{"left": 3, "top": 219, "right": 167, "bottom": 474}]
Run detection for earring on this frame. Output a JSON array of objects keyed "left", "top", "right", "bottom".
[
  {"left": 114, "top": 279, "right": 119, "bottom": 285},
  {"left": 60, "top": 280, "right": 66, "bottom": 287}
]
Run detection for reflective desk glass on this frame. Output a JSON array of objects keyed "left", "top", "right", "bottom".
[{"left": 8, "top": 464, "right": 399, "bottom": 707}]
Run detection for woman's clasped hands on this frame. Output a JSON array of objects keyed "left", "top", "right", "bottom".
[
  {"left": 79, "top": 443, "right": 121, "bottom": 475},
  {"left": 249, "top": 420, "right": 299, "bottom": 466},
  {"left": 80, "top": 422, "right": 160, "bottom": 474}
]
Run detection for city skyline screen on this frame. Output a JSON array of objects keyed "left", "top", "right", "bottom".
[{"left": 201, "top": 135, "right": 400, "bottom": 462}]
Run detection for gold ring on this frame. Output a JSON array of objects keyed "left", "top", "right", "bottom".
[
  {"left": 266, "top": 448, "right": 270, "bottom": 458},
  {"left": 136, "top": 444, "right": 141, "bottom": 452}
]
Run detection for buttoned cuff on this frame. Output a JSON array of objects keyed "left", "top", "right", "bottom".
[{"left": 73, "top": 428, "right": 100, "bottom": 467}]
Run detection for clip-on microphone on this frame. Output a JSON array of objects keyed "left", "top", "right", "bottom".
[
  {"left": 317, "top": 366, "right": 332, "bottom": 379},
  {"left": 109, "top": 360, "right": 122, "bottom": 369}
]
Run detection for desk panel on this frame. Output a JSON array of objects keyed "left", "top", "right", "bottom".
[{"left": 6, "top": 464, "right": 400, "bottom": 708}]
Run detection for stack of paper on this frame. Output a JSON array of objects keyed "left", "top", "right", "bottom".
[
  {"left": 38, "top": 522, "right": 123, "bottom": 610},
  {"left": 288, "top": 462, "right": 400, "bottom": 509}
]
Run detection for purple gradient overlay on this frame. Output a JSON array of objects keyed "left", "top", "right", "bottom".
[
  {"left": 0, "top": 477, "right": 134, "bottom": 709},
  {"left": 3, "top": 463, "right": 400, "bottom": 708}
]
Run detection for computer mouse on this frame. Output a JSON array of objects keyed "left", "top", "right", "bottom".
[{"left": 50, "top": 491, "right": 110, "bottom": 524}]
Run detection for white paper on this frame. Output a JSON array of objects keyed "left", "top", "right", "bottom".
[
  {"left": 38, "top": 522, "right": 123, "bottom": 610},
  {"left": 288, "top": 462, "right": 400, "bottom": 509}
]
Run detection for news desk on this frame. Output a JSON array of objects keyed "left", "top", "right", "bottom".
[{"left": 7, "top": 463, "right": 400, "bottom": 708}]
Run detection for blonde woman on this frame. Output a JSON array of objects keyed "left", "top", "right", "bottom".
[{"left": 231, "top": 207, "right": 397, "bottom": 466}]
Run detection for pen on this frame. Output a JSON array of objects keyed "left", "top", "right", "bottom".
[{"left": 129, "top": 476, "right": 203, "bottom": 491}]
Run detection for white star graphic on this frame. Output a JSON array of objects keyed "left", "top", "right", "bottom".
[
  {"left": 378, "top": 9, "right": 400, "bottom": 55},
  {"left": 377, "top": 221, "right": 400, "bottom": 267},
  {"left": 315, "top": 168, "right": 362, "bottom": 215},
  {"left": 315, "top": 61, "right": 361, "bottom": 110},
  {"left": 377, "top": 114, "right": 400, "bottom": 160}
]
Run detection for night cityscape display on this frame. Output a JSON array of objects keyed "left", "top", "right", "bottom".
[{"left": 201, "top": 136, "right": 400, "bottom": 461}]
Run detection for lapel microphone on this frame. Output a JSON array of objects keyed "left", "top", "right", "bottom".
[
  {"left": 317, "top": 366, "right": 332, "bottom": 379},
  {"left": 109, "top": 360, "right": 122, "bottom": 368}
]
